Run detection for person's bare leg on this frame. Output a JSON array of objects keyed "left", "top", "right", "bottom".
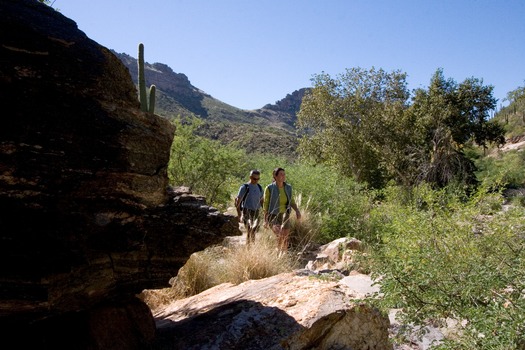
[
  {"left": 280, "top": 228, "right": 290, "bottom": 252},
  {"left": 242, "top": 223, "right": 250, "bottom": 245},
  {"left": 272, "top": 224, "right": 282, "bottom": 249},
  {"left": 247, "top": 227, "right": 255, "bottom": 245},
  {"left": 249, "top": 216, "right": 259, "bottom": 245}
]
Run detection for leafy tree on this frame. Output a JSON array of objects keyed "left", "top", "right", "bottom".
[
  {"left": 297, "top": 67, "right": 411, "bottom": 188},
  {"left": 505, "top": 82, "right": 525, "bottom": 113},
  {"left": 409, "top": 69, "right": 505, "bottom": 187},
  {"left": 298, "top": 67, "right": 505, "bottom": 189},
  {"left": 168, "top": 116, "right": 245, "bottom": 208}
]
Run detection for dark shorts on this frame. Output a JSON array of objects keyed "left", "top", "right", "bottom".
[
  {"left": 242, "top": 208, "right": 261, "bottom": 229},
  {"left": 267, "top": 212, "right": 291, "bottom": 229}
]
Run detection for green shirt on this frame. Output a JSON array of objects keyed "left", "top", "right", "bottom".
[{"left": 263, "top": 182, "right": 295, "bottom": 215}]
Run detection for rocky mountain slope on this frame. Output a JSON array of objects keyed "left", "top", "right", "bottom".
[{"left": 114, "top": 51, "right": 310, "bottom": 157}]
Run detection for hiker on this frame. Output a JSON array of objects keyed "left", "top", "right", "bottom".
[
  {"left": 263, "top": 167, "right": 301, "bottom": 253},
  {"left": 235, "top": 170, "right": 264, "bottom": 244}
]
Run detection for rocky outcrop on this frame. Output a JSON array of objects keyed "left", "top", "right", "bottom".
[
  {"left": 0, "top": 0, "right": 239, "bottom": 348},
  {"left": 262, "top": 88, "right": 310, "bottom": 117},
  {"left": 154, "top": 272, "right": 392, "bottom": 349}
]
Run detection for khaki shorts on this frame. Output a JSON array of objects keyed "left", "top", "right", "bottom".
[{"left": 267, "top": 212, "right": 291, "bottom": 229}]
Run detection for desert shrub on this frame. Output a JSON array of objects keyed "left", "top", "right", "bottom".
[
  {"left": 475, "top": 150, "right": 525, "bottom": 190},
  {"left": 367, "top": 185, "right": 525, "bottom": 349},
  {"left": 281, "top": 162, "right": 375, "bottom": 244},
  {"left": 507, "top": 190, "right": 525, "bottom": 207},
  {"left": 168, "top": 117, "right": 247, "bottom": 209},
  {"left": 318, "top": 188, "right": 375, "bottom": 244},
  {"left": 468, "top": 184, "right": 505, "bottom": 215}
]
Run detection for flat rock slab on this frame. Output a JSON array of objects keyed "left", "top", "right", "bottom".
[
  {"left": 339, "top": 273, "right": 381, "bottom": 297},
  {"left": 154, "top": 272, "right": 392, "bottom": 349}
]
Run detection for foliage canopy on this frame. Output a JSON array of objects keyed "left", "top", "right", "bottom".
[
  {"left": 297, "top": 67, "right": 505, "bottom": 189},
  {"left": 168, "top": 116, "right": 246, "bottom": 208}
]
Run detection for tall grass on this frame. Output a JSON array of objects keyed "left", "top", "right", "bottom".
[
  {"left": 140, "top": 229, "right": 299, "bottom": 311},
  {"left": 288, "top": 193, "right": 321, "bottom": 250}
]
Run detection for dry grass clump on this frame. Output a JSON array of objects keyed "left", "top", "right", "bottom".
[
  {"left": 139, "top": 287, "right": 179, "bottom": 313},
  {"left": 172, "top": 245, "right": 227, "bottom": 297},
  {"left": 140, "top": 198, "right": 321, "bottom": 312},
  {"left": 139, "top": 246, "right": 226, "bottom": 312},
  {"left": 289, "top": 193, "right": 321, "bottom": 250},
  {"left": 139, "top": 229, "right": 299, "bottom": 311},
  {"left": 220, "top": 230, "right": 297, "bottom": 284}
]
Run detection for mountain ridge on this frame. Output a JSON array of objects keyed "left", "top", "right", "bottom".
[{"left": 113, "top": 51, "right": 309, "bottom": 157}]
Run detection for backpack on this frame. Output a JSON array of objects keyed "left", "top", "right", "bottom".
[{"left": 240, "top": 183, "right": 263, "bottom": 209}]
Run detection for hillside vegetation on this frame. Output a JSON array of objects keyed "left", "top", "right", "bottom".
[
  {"left": 114, "top": 50, "right": 306, "bottom": 158},
  {"left": 493, "top": 81, "right": 525, "bottom": 139},
  {"left": 475, "top": 82, "right": 525, "bottom": 191}
]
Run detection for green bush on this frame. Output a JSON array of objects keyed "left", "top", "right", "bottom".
[
  {"left": 367, "top": 185, "right": 525, "bottom": 349},
  {"left": 475, "top": 150, "right": 525, "bottom": 190},
  {"left": 168, "top": 117, "right": 246, "bottom": 209},
  {"left": 282, "top": 162, "right": 374, "bottom": 244}
]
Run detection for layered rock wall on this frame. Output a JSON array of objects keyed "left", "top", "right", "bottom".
[{"left": 0, "top": 1, "right": 239, "bottom": 347}]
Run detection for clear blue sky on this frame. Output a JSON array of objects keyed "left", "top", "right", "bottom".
[{"left": 57, "top": 0, "right": 525, "bottom": 110}]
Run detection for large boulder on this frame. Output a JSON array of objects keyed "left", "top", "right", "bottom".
[
  {"left": 0, "top": 0, "right": 239, "bottom": 347},
  {"left": 154, "top": 272, "right": 392, "bottom": 349}
]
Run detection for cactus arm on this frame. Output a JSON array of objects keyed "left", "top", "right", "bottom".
[{"left": 148, "top": 85, "right": 156, "bottom": 114}]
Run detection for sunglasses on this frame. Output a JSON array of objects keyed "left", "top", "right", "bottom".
[{"left": 251, "top": 177, "right": 260, "bottom": 180}]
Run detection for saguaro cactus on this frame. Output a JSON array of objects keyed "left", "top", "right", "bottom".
[{"left": 138, "top": 43, "right": 156, "bottom": 113}]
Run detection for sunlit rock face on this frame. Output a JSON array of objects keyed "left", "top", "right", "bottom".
[
  {"left": 0, "top": 0, "right": 239, "bottom": 347},
  {"left": 154, "top": 272, "right": 392, "bottom": 350}
]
